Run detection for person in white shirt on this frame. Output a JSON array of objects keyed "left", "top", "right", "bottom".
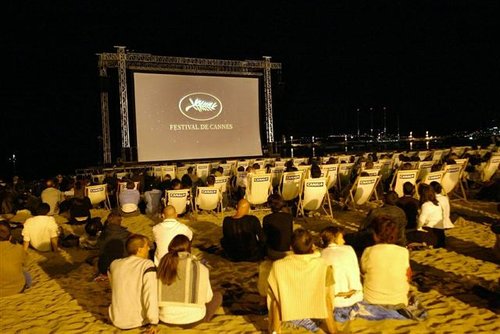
[
  {"left": 153, "top": 205, "right": 193, "bottom": 265},
  {"left": 320, "top": 226, "right": 363, "bottom": 322},
  {"left": 109, "top": 234, "right": 158, "bottom": 333},
  {"left": 22, "top": 203, "right": 60, "bottom": 252},
  {"left": 417, "top": 184, "right": 445, "bottom": 248}
]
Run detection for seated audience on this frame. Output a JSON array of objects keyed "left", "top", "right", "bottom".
[
  {"left": 221, "top": 199, "right": 265, "bottom": 262},
  {"left": 157, "top": 234, "right": 222, "bottom": 326},
  {"left": 41, "top": 179, "right": 64, "bottom": 215},
  {"left": 96, "top": 212, "right": 131, "bottom": 277},
  {"left": 143, "top": 179, "right": 162, "bottom": 216},
  {"left": 109, "top": 234, "right": 158, "bottom": 333},
  {"left": 359, "top": 218, "right": 412, "bottom": 320},
  {"left": 79, "top": 218, "right": 103, "bottom": 250},
  {"left": 262, "top": 194, "right": 293, "bottom": 260},
  {"left": 320, "top": 226, "right": 363, "bottom": 322},
  {"left": 416, "top": 184, "right": 445, "bottom": 248},
  {"left": 22, "top": 203, "right": 60, "bottom": 252},
  {"left": 118, "top": 180, "right": 140, "bottom": 213},
  {"left": 267, "top": 228, "right": 337, "bottom": 333},
  {"left": 396, "top": 182, "right": 420, "bottom": 231},
  {"left": 153, "top": 205, "right": 193, "bottom": 265},
  {"left": 0, "top": 221, "right": 31, "bottom": 297}
]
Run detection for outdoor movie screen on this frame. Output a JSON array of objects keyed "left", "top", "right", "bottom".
[{"left": 133, "top": 72, "right": 262, "bottom": 162}]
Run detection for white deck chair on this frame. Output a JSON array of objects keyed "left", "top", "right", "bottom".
[
  {"left": 161, "top": 165, "right": 177, "bottom": 181},
  {"left": 152, "top": 166, "right": 163, "bottom": 179},
  {"left": 391, "top": 170, "right": 419, "bottom": 198},
  {"left": 274, "top": 160, "right": 286, "bottom": 169},
  {"left": 196, "top": 163, "right": 210, "bottom": 183},
  {"left": 418, "top": 151, "right": 431, "bottom": 161},
  {"left": 115, "top": 171, "right": 128, "bottom": 180},
  {"left": 417, "top": 161, "right": 434, "bottom": 181},
  {"left": 195, "top": 187, "right": 223, "bottom": 215},
  {"left": 245, "top": 173, "right": 273, "bottom": 207},
  {"left": 344, "top": 175, "right": 381, "bottom": 210},
  {"left": 218, "top": 163, "right": 233, "bottom": 177},
  {"left": 481, "top": 153, "right": 500, "bottom": 182},
  {"left": 320, "top": 164, "right": 339, "bottom": 190},
  {"left": 431, "top": 150, "right": 444, "bottom": 164},
  {"left": 441, "top": 164, "right": 467, "bottom": 200},
  {"left": 420, "top": 170, "right": 445, "bottom": 185},
  {"left": 361, "top": 168, "right": 381, "bottom": 177},
  {"left": 296, "top": 177, "right": 333, "bottom": 221},
  {"left": 293, "top": 158, "right": 307, "bottom": 166},
  {"left": 214, "top": 176, "right": 230, "bottom": 194},
  {"left": 279, "top": 171, "right": 304, "bottom": 201},
  {"left": 236, "top": 160, "right": 250, "bottom": 171},
  {"left": 270, "top": 167, "right": 284, "bottom": 189},
  {"left": 91, "top": 174, "right": 105, "bottom": 184},
  {"left": 165, "top": 189, "right": 193, "bottom": 216},
  {"left": 176, "top": 166, "right": 189, "bottom": 179},
  {"left": 85, "top": 184, "right": 111, "bottom": 210},
  {"left": 338, "top": 163, "right": 355, "bottom": 190}
]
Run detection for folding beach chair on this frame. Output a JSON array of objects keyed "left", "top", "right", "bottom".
[
  {"left": 320, "top": 164, "right": 339, "bottom": 190},
  {"left": 196, "top": 163, "right": 211, "bottom": 183},
  {"left": 417, "top": 161, "right": 434, "bottom": 181},
  {"left": 245, "top": 173, "right": 273, "bottom": 207},
  {"left": 218, "top": 163, "right": 233, "bottom": 177},
  {"left": 480, "top": 153, "right": 500, "bottom": 183},
  {"left": 420, "top": 170, "right": 445, "bottom": 185},
  {"left": 431, "top": 150, "right": 444, "bottom": 164},
  {"left": 115, "top": 171, "right": 128, "bottom": 180},
  {"left": 296, "top": 177, "right": 333, "bottom": 221},
  {"left": 176, "top": 165, "right": 190, "bottom": 179},
  {"left": 441, "top": 163, "right": 467, "bottom": 200},
  {"left": 279, "top": 171, "right": 304, "bottom": 201},
  {"left": 270, "top": 167, "right": 285, "bottom": 189},
  {"left": 165, "top": 189, "right": 193, "bottom": 216},
  {"left": 344, "top": 175, "right": 381, "bottom": 210},
  {"left": 391, "top": 170, "right": 419, "bottom": 198},
  {"left": 417, "top": 150, "right": 431, "bottom": 161},
  {"left": 91, "top": 173, "right": 105, "bottom": 184},
  {"left": 85, "top": 184, "right": 111, "bottom": 210},
  {"left": 214, "top": 175, "right": 231, "bottom": 207},
  {"left": 161, "top": 165, "right": 177, "bottom": 181},
  {"left": 338, "top": 162, "right": 355, "bottom": 191},
  {"left": 195, "top": 187, "right": 223, "bottom": 216}
]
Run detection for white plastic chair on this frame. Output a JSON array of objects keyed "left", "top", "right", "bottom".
[
  {"left": 245, "top": 173, "right": 273, "bottom": 207},
  {"left": 85, "top": 184, "right": 111, "bottom": 210},
  {"left": 165, "top": 189, "right": 193, "bottom": 216},
  {"left": 296, "top": 177, "right": 333, "bottom": 221},
  {"left": 279, "top": 171, "right": 304, "bottom": 201},
  {"left": 344, "top": 175, "right": 381, "bottom": 209}
]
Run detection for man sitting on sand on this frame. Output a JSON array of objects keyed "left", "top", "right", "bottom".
[
  {"left": 0, "top": 221, "right": 31, "bottom": 297},
  {"left": 22, "top": 203, "right": 60, "bottom": 252},
  {"left": 40, "top": 179, "right": 64, "bottom": 216},
  {"left": 119, "top": 180, "right": 140, "bottom": 214},
  {"left": 153, "top": 205, "right": 193, "bottom": 266},
  {"left": 267, "top": 228, "right": 337, "bottom": 333},
  {"left": 109, "top": 234, "right": 158, "bottom": 333},
  {"left": 221, "top": 199, "right": 265, "bottom": 262}
]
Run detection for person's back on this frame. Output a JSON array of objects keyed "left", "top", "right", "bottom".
[
  {"left": 41, "top": 179, "right": 64, "bottom": 215},
  {"left": 109, "top": 234, "right": 158, "bottom": 332},
  {"left": 320, "top": 227, "right": 363, "bottom": 312},
  {"left": 221, "top": 199, "right": 264, "bottom": 262},
  {"left": 0, "top": 222, "right": 28, "bottom": 297},
  {"left": 396, "top": 182, "right": 420, "bottom": 230},
  {"left": 119, "top": 181, "right": 140, "bottom": 206},
  {"left": 262, "top": 194, "right": 293, "bottom": 260},
  {"left": 97, "top": 212, "right": 131, "bottom": 275},
  {"left": 22, "top": 203, "right": 59, "bottom": 252}
]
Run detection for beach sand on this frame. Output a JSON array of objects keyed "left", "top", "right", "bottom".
[{"left": 1, "top": 199, "right": 499, "bottom": 333}]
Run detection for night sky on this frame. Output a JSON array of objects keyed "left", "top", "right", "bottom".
[{"left": 1, "top": 1, "right": 499, "bottom": 178}]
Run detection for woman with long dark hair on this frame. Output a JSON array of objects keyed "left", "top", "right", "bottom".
[
  {"left": 417, "top": 183, "right": 445, "bottom": 248},
  {"left": 157, "top": 234, "right": 222, "bottom": 326}
]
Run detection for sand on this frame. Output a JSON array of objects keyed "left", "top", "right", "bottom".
[{"left": 1, "top": 199, "right": 500, "bottom": 334}]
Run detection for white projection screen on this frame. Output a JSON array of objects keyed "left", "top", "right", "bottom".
[{"left": 133, "top": 73, "right": 262, "bottom": 162}]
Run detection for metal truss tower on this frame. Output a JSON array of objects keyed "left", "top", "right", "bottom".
[{"left": 97, "top": 47, "right": 281, "bottom": 164}]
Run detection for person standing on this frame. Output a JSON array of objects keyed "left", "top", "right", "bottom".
[{"left": 109, "top": 234, "right": 158, "bottom": 333}]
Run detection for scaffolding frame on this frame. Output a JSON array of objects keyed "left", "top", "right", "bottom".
[{"left": 97, "top": 46, "right": 282, "bottom": 164}]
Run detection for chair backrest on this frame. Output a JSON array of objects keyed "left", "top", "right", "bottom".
[
  {"left": 418, "top": 150, "right": 431, "bottom": 161},
  {"left": 441, "top": 164, "right": 462, "bottom": 195},
  {"left": 118, "top": 181, "right": 139, "bottom": 191},
  {"left": 417, "top": 161, "right": 434, "bottom": 181},
  {"left": 196, "top": 187, "right": 221, "bottom": 211},
  {"left": 254, "top": 168, "right": 267, "bottom": 175},
  {"left": 115, "top": 171, "right": 128, "bottom": 180},
  {"left": 91, "top": 174, "right": 105, "bottom": 184},
  {"left": 481, "top": 153, "right": 500, "bottom": 182},
  {"left": 214, "top": 176, "right": 230, "bottom": 194},
  {"left": 338, "top": 163, "right": 355, "bottom": 188},
  {"left": 300, "top": 177, "right": 328, "bottom": 211},
  {"left": 350, "top": 175, "right": 380, "bottom": 206},
  {"left": 432, "top": 150, "right": 444, "bottom": 164},
  {"left": 236, "top": 160, "right": 250, "bottom": 171},
  {"left": 320, "top": 164, "right": 339, "bottom": 189},
  {"left": 161, "top": 165, "right": 177, "bottom": 181},
  {"left": 293, "top": 158, "right": 307, "bottom": 166},
  {"left": 392, "top": 170, "right": 419, "bottom": 198},
  {"left": 361, "top": 168, "right": 380, "bottom": 177},
  {"left": 218, "top": 163, "right": 233, "bottom": 176},
  {"left": 270, "top": 167, "right": 284, "bottom": 188},
  {"left": 176, "top": 166, "right": 189, "bottom": 179},
  {"left": 274, "top": 160, "right": 286, "bottom": 169},
  {"left": 279, "top": 171, "right": 304, "bottom": 201},
  {"left": 166, "top": 189, "right": 191, "bottom": 215},
  {"left": 420, "top": 170, "right": 445, "bottom": 185},
  {"left": 85, "top": 184, "right": 108, "bottom": 206},
  {"left": 196, "top": 163, "right": 210, "bottom": 183},
  {"left": 245, "top": 173, "right": 272, "bottom": 205},
  {"left": 378, "top": 158, "right": 394, "bottom": 181}
]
